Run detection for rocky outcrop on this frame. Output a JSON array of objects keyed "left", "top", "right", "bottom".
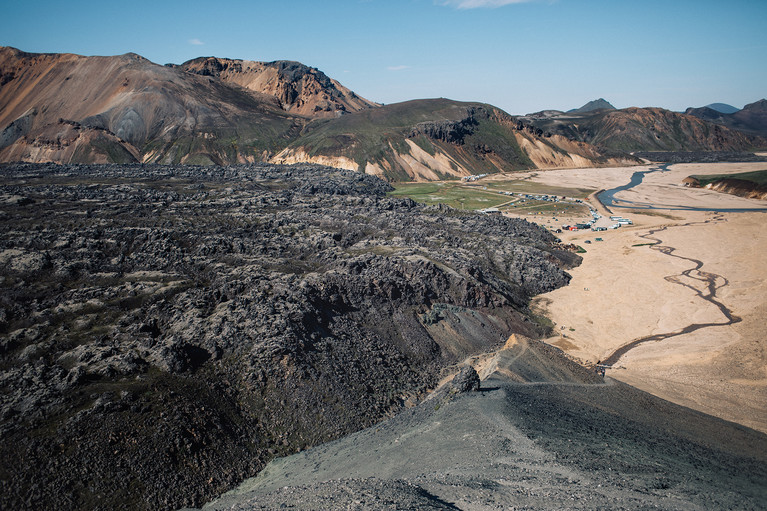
[
  {"left": 0, "top": 162, "right": 575, "bottom": 510},
  {"left": 179, "top": 57, "right": 379, "bottom": 118},
  {"left": 408, "top": 110, "right": 480, "bottom": 144},
  {"left": 448, "top": 365, "right": 481, "bottom": 393},
  {"left": 684, "top": 175, "right": 767, "bottom": 200}
]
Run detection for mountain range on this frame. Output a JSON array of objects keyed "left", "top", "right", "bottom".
[
  {"left": 521, "top": 102, "right": 766, "bottom": 153},
  {"left": 1, "top": 46, "right": 766, "bottom": 180},
  {"left": 685, "top": 99, "right": 767, "bottom": 137}
]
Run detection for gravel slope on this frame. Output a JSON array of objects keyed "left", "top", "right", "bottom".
[{"left": 198, "top": 340, "right": 767, "bottom": 510}]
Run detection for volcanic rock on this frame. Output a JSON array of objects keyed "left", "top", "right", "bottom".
[{"left": 0, "top": 162, "right": 574, "bottom": 510}]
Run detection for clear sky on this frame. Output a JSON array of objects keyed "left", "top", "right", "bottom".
[{"left": 2, "top": 0, "right": 765, "bottom": 114}]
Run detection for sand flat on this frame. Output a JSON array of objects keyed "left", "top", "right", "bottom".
[{"left": 504, "top": 162, "right": 767, "bottom": 433}]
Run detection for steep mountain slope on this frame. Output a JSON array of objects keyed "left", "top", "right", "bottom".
[
  {"left": 0, "top": 47, "right": 303, "bottom": 164},
  {"left": 179, "top": 57, "right": 379, "bottom": 118},
  {"left": 273, "top": 99, "right": 634, "bottom": 181},
  {"left": 687, "top": 99, "right": 767, "bottom": 137},
  {"left": 525, "top": 106, "right": 767, "bottom": 153}
]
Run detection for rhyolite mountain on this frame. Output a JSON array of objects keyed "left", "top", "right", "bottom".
[
  {"left": 686, "top": 99, "right": 767, "bottom": 138},
  {"left": 0, "top": 47, "right": 303, "bottom": 165},
  {"left": 7, "top": 47, "right": 764, "bottom": 179},
  {"left": 1, "top": 47, "right": 765, "bottom": 177}
]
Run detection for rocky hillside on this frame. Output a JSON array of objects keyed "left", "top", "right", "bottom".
[
  {"left": 0, "top": 162, "right": 579, "bottom": 510},
  {"left": 686, "top": 99, "right": 767, "bottom": 137},
  {"left": 273, "top": 99, "right": 635, "bottom": 181},
  {"left": 0, "top": 47, "right": 307, "bottom": 165},
  {"left": 179, "top": 57, "right": 379, "bottom": 118},
  {"left": 199, "top": 336, "right": 767, "bottom": 510},
  {"left": 523, "top": 106, "right": 767, "bottom": 153}
]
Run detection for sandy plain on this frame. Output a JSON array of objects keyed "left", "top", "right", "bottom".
[{"left": 496, "top": 162, "right": 767, "bottom": 433}]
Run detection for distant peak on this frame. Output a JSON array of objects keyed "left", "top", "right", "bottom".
[
  {"left": 568, "top": 98, "right": 616, "bottom": 114},
  {"left": 702, "top": 103, "right": 740, "bottom": 114}
]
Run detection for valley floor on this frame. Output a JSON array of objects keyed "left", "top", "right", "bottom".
[{"left": 506, "top": 162, "right": 767, "bottom": 433}]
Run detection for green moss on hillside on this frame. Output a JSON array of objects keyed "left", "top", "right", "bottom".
[{"left": 690, "top": 169, "right": 767, "bottom": 187}]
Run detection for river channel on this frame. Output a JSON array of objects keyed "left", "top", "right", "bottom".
[{"left": 597, "top": 163, "right": 767, "bottom": 212}]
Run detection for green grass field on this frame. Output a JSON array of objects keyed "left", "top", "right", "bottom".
[
  {"left": 390, "top": 177, "right": 596, "bottom": 214},
  {"left": 479, "top": 180, "right": 596, "bottom": 198},
  {"left": 389, "top": 182, "right": 509, "bottom": 210}
]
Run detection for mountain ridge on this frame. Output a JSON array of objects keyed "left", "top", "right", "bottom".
[
  {"left": 1, "top": 46, "right": 765, "bottom": 178},
  {"left": 685, "top": 99, "right": 767, "bottom": 137},
  {"left": 273, "top": 98, "right": 635, "bottom": 181},
  {"left": 177, "top": 56, "right": 379, "bottom": 118},
  {"left": 522, "top": 105, "right": 767, "bottom": 153}
]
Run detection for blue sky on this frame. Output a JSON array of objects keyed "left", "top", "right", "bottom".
[{"left": 2, "top": 0, "right": 765, "bottom": 114}]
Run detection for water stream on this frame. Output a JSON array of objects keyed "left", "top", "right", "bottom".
[
  {"left": 595, "top": 164, "right": 764, "bottom": 365},
  {"left": 597, "top": 163, "right": 767, "bottom": 212}
]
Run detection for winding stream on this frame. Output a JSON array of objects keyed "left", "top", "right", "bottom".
[
  {"left": 595, "top": 165, "right": 763, "bottom": 365},
  {"left": 602, "top": 215, "right": 742, "bottom": 366}
]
